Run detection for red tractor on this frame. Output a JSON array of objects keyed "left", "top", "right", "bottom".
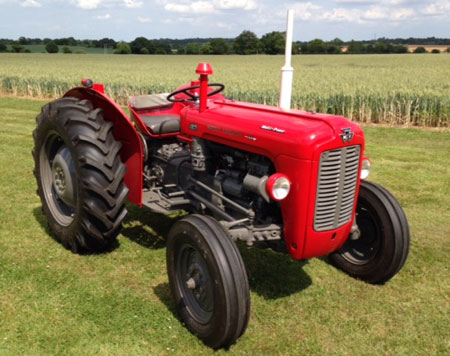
[{"left": 32, "top": 62, "right": 410, "bottom": 348}]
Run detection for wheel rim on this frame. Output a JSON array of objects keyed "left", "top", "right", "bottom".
[
  {"left": 176, "top": 242, "right": 214, "bottom": 324},
  {"left": 339, "top": 201, "right": 381, "bottom": 265},
  {"left": 40, "top": 131, "right": 77, "bottom": 226}
]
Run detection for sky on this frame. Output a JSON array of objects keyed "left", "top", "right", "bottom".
[{"left": 0, "top": 0, "right": 449, "bottom": 41}]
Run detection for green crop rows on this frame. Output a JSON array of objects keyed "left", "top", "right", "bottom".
[{"left": 0, "top": 53, "right": 449, "bottom": 126}]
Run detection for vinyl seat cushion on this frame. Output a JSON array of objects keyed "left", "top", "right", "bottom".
[{"left": 141, "top": 114, "right": 180, "bottom": 135}]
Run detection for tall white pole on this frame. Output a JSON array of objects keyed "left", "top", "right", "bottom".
[{"left": 279, "top": 9, "right": 294, "bottom": 111}]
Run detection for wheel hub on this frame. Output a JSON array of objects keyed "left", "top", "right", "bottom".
[
  {"left": 51, "top": 146, "right": 76, "bottom": 207},
  {"left": 186, "top": 263, "right": 210, "bottom": 304}
]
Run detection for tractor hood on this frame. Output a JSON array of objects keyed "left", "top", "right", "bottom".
[{"left": 181, "top": 99, "right": 365, "bottom": 162}]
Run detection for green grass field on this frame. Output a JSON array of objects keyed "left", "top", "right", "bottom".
[
  {"left": 0, "top": 53, "right": 449, "bottom": 126},
  {"left": 0, "top": 96, "right": 449, "bottom": 355}
]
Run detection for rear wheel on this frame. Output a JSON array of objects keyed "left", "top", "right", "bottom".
[
  {"left": 329, "top": 181, "right": 410, "bottom": 284},
  {"left": 166, "top": 215, "right": 250, "bottom": 349},
  {"left": 33, "top": 97, "right": 128, "bottom": 253}
]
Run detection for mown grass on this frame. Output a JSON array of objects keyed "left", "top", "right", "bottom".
[{"left": 0, "top": 97, "right": 449, "bottom": 355}]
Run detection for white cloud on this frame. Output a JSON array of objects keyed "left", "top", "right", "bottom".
[
  {"left": 216, "top": 21, "right": 233, "bottom": 29},
  {"left": 422, "top": 0, "right": 450, "bottom": 16},
  {"left": 290, "top": 2, "right": 322, "bottom": 20},
  {"left": 213, "top": 0, "right": 257, "bottom": 10},
  {"left": 124, "top": 0, "right": 142, "bottom": 8},
  {"left": 164, "top": 1, "right": 216, "bottom": 14},
  {"left": 320, "top": 8, "right": 362, "bottom": 22},
  {"left": 96, "top": 13, "right": 111, "bottom": 19},
  {"left": 138, "top": 16, "right": 151, "bottom": 22},
  {"left": 334, "top": 0, "right": 408, "bottom": 4},
  {"left": 362, "top": 6, "right": 387, "bottom": 20},
  {"left": 73, "top": 0, "right": 103, "bottom": 10},
  {"left": 21, "top": 0, "right": 41, "bottom": 7},
  {"left": 391, "top": 7, "right": 415, "bottom": 20}
]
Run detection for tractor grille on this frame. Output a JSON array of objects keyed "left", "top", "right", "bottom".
[{"left": 314, "top": 145, "right": 360, "bottom": 232}]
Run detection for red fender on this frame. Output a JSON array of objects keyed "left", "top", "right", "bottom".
[{"left": 64, "top": 87, "right": 143, "bottom": 206}]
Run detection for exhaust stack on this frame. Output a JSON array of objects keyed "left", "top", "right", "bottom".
[{"left": 279, "top": 9, "right": 294, "bottom": 111}]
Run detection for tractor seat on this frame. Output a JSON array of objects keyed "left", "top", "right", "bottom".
[
  {"left": 140, "top": 114, "right": 180, "bottom": 135},
  {"left": 129, "top": 93, "right": 171, "bottom": 110}
]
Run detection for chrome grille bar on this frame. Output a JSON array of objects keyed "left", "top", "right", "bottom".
[{"left": 314, "top": 145, "right": 360, "bottom": 232}]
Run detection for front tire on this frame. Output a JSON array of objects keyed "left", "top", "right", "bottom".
[
  {"left": 33, "top": 97, "right": 128, "bottom": 253},
  {"left": 329, "top": 181, "right": 410, "bottom": 284},
  {"left": 166, "top": 215, "right": 250, "bottom": 349}
]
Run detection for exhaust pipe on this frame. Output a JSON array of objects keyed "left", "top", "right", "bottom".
[{"left": 279, "top": 9, "right": 294, "bottom": 111}]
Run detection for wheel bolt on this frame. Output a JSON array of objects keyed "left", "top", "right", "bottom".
[{"left": 186, "top": 278, "right": 196, "bottom": 290}]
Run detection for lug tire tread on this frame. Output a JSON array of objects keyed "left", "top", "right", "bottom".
[
  {"left": 329, "top": 180, "right": 410, "bottom": 284},
  {"left": 167, "top": 214, "right": 250, "bottom": 349},
  {"left": 33, "top": 97, "right": 128, "bottom": 253}
]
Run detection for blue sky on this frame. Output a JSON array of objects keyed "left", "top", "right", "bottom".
[{"left": 0, "top": 0, "right": 449, "bottom": 41}]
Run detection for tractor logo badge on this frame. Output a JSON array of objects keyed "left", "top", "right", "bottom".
[{"left": 340, "top": 128, "right": 354, "bottom": 143}]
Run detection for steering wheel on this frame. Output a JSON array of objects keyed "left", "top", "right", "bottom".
[{"left": 166, "top": 83, "right": 225, "bottom": 103}]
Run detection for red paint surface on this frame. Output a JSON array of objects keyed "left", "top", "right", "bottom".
[{"left": 63, "top": 66, "right": 367, "bottom": 260}]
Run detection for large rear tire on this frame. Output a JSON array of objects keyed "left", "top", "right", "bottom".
[
  {"left": 329, "top": 181, "right": 410, "bottom": 284},
  {"left": 33, "top": 97, "right": 128, "bottom": 253},
  {"left": 166, "top": 215, "right": 250, "bottom": 349}
]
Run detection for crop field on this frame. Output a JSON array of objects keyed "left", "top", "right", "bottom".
[
  {"left": 0, "top": 53, "right": 449, "bottom": 126},
  {"left": 0, "top": 97, "right": 449, "bottom": 355}
]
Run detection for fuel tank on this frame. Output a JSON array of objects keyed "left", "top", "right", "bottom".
[{"left": 181, "top": 99, "right": 366, "bottom": 260}]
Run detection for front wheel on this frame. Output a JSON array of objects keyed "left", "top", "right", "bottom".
[
  {"left": 166, "top": 215, "right": 250, "bottom": 349},
  {"left": 329, "top": 181, "right": 410, "bottom": 284}
]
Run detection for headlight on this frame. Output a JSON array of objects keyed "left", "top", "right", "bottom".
[
  {"left": 360, "top": 158, "right": 371, "bottom": 179},
  {"left": 266, "top": 173, "right": 291, "bottom": 201}
]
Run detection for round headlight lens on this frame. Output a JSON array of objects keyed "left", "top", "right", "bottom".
[
  {"left": 267, "top": 174, "right": 291, "bottom": 201},
  {"left": 360, "top": 158, "right": 371, "bottom": 179}
]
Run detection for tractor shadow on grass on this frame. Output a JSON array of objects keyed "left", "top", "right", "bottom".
[
  {"left": 153, "top": 245, "right": 312, "bottom": 321},
  {"left": 32, "top": 206, "right": 120, "bottom": 254},
  {"left": 120, "top": 203, "right": 184, "bottom": 250},
  {"left": 238, "top": 245, "right": 312, "bottom": 299},
  {"left": 123, "top": 204, "right": 312, "bottom": 300}
]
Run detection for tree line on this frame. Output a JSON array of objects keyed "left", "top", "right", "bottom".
[{"left": 1, "top": 34, "right": 449, "bottom": 55}]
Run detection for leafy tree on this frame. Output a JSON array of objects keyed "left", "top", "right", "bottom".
[
  {"left": 393, "top": 44, "right": 408, "bottom": 53},
  {"left": 260, "top": 31, "right": 285, "bottom": 55},
  {"left": 326, "top": 43, "right": 342, "bottom": 54},
  {"left": 152, "top": 40, "right": 171, "bottom": 54},
  {"left": 447, "top": 47, "right": 450, "bottom": 53},
  {"left": 374, "top": 41, "right": 389, "bottom": 53},
  {"left": 0, "top": 43, "right": 7, "bottom": 52},
  {"left": 347, "top": 40, "right": 364, "bottom": 54},
  {"left": 130, "top": 37, "right": 151, "bottom": 54},
  {"left": 431, "top": 49, "right": 440, "bottom": 54},
  {"left": 45, "top": 41, "right": 59, "bottom": 53},
  {"left": 233, "top": 30, "right": 259, "bottom": 55},
  {"left": 307, "top": 39, "right": 327, "bottom": 54},
  {"left": 200, "top": 43, "right": 212, "bottom": 54},
  {"left": 413, "top": 46, "right": 426, "bottom": 53},
  {"left": 185, "top": 43, "right": 200, "bottom": 54},
  {"left": 292, "top": 42, "right": 300, "bottom": 54},
  {"left": 62, "top": 45, "right": 72, "bottom": 54},
  {"left": 11, "top": 44, "right": 24, "bottom": 53},
  {"left": 209, "top": 38, "right": 229, "bottom": 54},
  {"left": 114, "top": 42, "right": 131, "bottom": 54},
  {"left": 140, "top": 47, "right": 150, "bottom": 54},
  {"left": 155, "top": 47, "right": 167, "bottom": 54},
  {"left": 19, "top": 36, "right": 31, "bottom": 45}
]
